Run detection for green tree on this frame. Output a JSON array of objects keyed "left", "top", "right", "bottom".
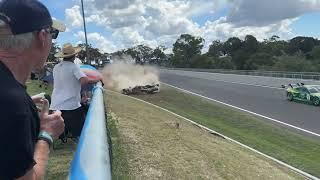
[
  {"left": 222, "top": 37, "right": 243, "bottom": 56},
  {"left": 221, "top": 37, "right": 248, "bottom": 69},
  {"left": 244, "top": 53, "right": 276, "bottom": 70},
  {"left": 259, "top": 35, "right": 287, "bottom": 57},
  {"left": 272, "top": 56, "right": 317, "bottom": 72},
  {"left": 77, "top": 43, "right": 103, "bottom": 64},
  {"left": 172, "top": 34, "right": 205, "bottom": 67},
  {"left": 125, "top": 45, "right": 154, "bottom": 65},
  {"left": 207, "top": 40, "right": 224, "bottom": 57},
  {"left": 286, "top": 36, "right": 317, "bottom": 55},
  {"left": 47, "top": 42, "right": 60, "bottom": 62},
  {"left": 270, "top": 35, "right": 280, "bottom": 42},
  {"left": 214, "top": 57, "right": 235, "bottom": 69},
  {"left": 243, "top": 35, "right": 259, "bottom": 54},
  {"left": 309, "top": 46, "right": 320, "bottom": 61},
  {"left": 231, "top": 49, "right": 250, "bottom": 69},
  {"left": 190, "top": 55, "right": 215, "bottom": 68},
  {"left": 150, "top": 46, "right": 167, "bottom": 65}
]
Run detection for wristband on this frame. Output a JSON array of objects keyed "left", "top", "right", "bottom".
[{"left": 38, "top": 131, "right": 53, "bottom": 147}]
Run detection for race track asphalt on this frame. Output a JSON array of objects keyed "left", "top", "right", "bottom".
[{"left": 160, "top": 69, "right": 320, "bottom": 135}]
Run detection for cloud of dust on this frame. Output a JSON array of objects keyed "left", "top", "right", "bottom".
[{"left": 102, "top": 56, "right": 160, "bottom": 92}]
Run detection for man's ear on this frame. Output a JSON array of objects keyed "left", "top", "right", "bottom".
[{"left": 36, "top": 30, "right": 47, "bottom": 47}]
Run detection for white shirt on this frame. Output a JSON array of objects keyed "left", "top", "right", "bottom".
[{"left": 50, "top": 61, "right": 86, "bottom": 110}]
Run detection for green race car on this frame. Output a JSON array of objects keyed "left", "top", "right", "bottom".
[{"left": 286, "top": 84, "right": 320, "bottom": 106}]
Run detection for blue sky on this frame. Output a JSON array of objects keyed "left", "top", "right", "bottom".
[
  {"left": 292, "top": 12, "right": 320, "bottom": 38},
  {"left": 39, "top": 0, "right": 320, "bottom": 53}
]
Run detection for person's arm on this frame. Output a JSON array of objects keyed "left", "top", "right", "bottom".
[
  {"left": 72, "top": 65, "right": 102, "bottom": 86},
  {"left": 79, "top": 76, "right": 101, "bottom": 86},
  {"left": 16, "top": 141, "right": 49, "bottom": 180},
  {"left": 33, "top": 140, "right": 50, "bottom": 178},
  {"left": 17, "top": 100, "right": 64, "bottom": 180}
]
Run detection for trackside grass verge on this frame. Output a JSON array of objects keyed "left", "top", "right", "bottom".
[
  {"left": 26, "top": 80, "right": 76, "bottom": 180},
  {"left": 132, "top": 84, "right": 320, "bottom": 178},
  {"left": 106, "top": 90, "right": 303, "bottom": 179},
  {"left": 107, "top": 111, "right": 130, "bottom": 179}
]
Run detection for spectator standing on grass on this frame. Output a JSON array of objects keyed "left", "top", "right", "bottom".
[
  {"left": 50, "top": 43, "right": 102, "bottom": 140},
  {"left": 0, "top": 0, "right": 65, "bottom": 179}
]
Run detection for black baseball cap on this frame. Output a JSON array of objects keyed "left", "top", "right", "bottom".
[{"left": 0, "top": 0, "right": 65, "bottom": 36}]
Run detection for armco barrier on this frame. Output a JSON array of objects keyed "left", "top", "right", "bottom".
[{"left": 69, "top": 82, "right": 111, "bottom": 180}]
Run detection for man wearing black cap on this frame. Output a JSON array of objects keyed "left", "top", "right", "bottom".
[{"left": 0, "top": 0, "right": 66, "bottom": 179}]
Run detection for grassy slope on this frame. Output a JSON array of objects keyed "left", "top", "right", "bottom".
[
  {"left": 107, "top": 111, "right": 130, "bottom": 179},
  {"left": 26, "top": 80, "right": 53, "bottom": 96},
  {"left": 26, "top": 80, "right": 76, "bottom": 179},
  {"left": 133, "top": 84, "right": 320, "bottom": 177},
  {"left": 106, "top": 90, "right": 303, "bottom": 179}
]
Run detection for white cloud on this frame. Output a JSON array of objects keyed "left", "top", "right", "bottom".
[
  {"left": 64, "top": 0, "right": 317, "bottom": 53},
  {"left": 75, "top": 31, "right": 117, "bottom": 53},
  {"left": 92, "top": 0, "right": 137, "bottom": 10},
  {"left": 79, "top": 0, "right": 146, "bottom": 29},
  {"left": 86, "top": 14, "right": 110, "bottom": 26},
  {"left": 226, "top": 0, "right": 320, "bottom": 26},
  {"left": 65, "top": 5, "right": 83, "bottom": 28},
  {"left": 143, "top": 0, "right": 199, "bottom": 37},
  {"left": 203, "top": 17, "right": 297, "bottom": 41},
  {"left": 183, "top": 0, "right": 226, "bottom": 17},
  {"left": 199, "top": 17, "right": 298, "bottom": 51},
  {"left": 112, "top": 27, "right": 144, "bottom": 46}
]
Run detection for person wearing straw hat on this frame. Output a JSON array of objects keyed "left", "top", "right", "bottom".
[
  {"left": 50, "top": 43, "right": 101, "bottom": 141},
  {"left": 0, "top": 0, "right": 65, "bottom": 179}
]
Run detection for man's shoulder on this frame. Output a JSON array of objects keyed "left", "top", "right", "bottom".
[
  {"left": 54, "top": 62, "right": 79, "bottom": 71},
  {"left": 70, "top": 62, "right": 80, "bottom": 69},
  {"left": 67, "top": 63, "right": 82, "bottom": 75}
]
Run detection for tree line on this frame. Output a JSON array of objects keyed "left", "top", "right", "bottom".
[
  {"left": 171, "top": 34, "right": 320, "bottom": 72},
  {"left": 48, "top": 34, "right": 320, "bottom": 72}
]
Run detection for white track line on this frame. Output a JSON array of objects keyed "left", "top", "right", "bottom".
[
  {"left": 108, "top": 90, "right": 319, "bottom": 180},
  {"left": 161, "top": 82, "right": 320, "bottom": 138}
]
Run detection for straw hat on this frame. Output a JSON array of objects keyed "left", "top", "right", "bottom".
[
  {"left": 52, "top": 19, "right": 66, "bottom": 32},
  {"left": 55, "top": 43, "right": 82, "bottom": 58}
]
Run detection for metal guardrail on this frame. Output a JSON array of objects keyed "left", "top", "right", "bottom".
[
  {"left": 166, "top": 68, "right": 320, "bottom": 80},
  {"left": 69, "top": 82, "right": 111, "bottom": 180}
]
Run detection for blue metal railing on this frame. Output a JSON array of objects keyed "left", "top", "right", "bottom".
[{"left": 69, "top": 82, "right": 111, "bottom": 180}]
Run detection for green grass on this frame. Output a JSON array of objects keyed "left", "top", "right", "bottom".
[
  {"left": 107, "top": 111, "right": 130, "bottom": 179},
  {"left": 106, "top": 90, "right": 303, "bottom": 179},
  {"left": 26, "top": 80, "right": 53, "bottom": 96},
  {"left": 46, "top": 141, "right": 77, "bottom": 180},
  {"left": 26, "top": 80, "right": 76, "bottom": 180},
  {"left": 133, "top": 84, "right": 320, "bottom": 177}
]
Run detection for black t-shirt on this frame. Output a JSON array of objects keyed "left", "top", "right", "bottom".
[{"left": 0, "top": 62, "right": 40, "bottom": 179}]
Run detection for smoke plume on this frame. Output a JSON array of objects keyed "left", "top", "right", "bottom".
[{"left": 102, "top": 59, "right": 160, "bottom": 92}]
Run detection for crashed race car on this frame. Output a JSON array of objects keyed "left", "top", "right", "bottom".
[
  {"left": 122, "top": 84, "right": 160, "bottom": 95},
  {"left": 283, "top": 83, "right": 320, "bottom": 106}
]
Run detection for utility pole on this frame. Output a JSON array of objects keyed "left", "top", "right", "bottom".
[{"left": 81, "top": 0, "right": 89, "bottom": 64}]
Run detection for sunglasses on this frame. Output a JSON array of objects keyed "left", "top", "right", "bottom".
[
  {"left": 49, "top": 28, "right": 59, "bottom": 39},
  {"left": 41, "top": 27, "right": 59, "bottom": 39}
]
